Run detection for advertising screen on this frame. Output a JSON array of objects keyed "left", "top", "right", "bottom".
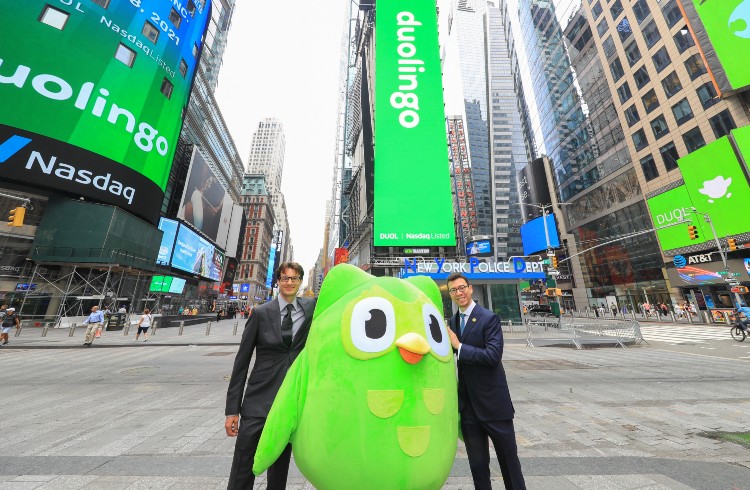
[
  {"left": 265, "top": 241, "right": 277, "bottom": 289},
  {"left": 209, "top": 248, "right": 224, "bottom": 282},
  {"left": 178, "top": 147, "right": 233, "bottom": 248},
  {"left": 520, "top": 214, "right": 560, "bottom": 256},
  {"left": 168, "top": 277, "right": 186, "bottom": 294},
  {"left": 171, "top": 224, "right": 215, "bottom": 279},
  {"left": 466, "top": 239, "right": 493, "bottom": 257},
  {"left": 690, "top": 0, "right": 750, "bottom": 91},
  {"left": 646, "top": 185, "right": 708, "bottom": 250},
  {"left": 157, "top": 217, "right": 179, "bottom": 265},
  {"left": 677, "top": 136, "right": 750, "bottom": 237},
  {"left": 373, "top": 0, "right": 455, "bottom": 246},
  {"left": 666, "top": 258, "right": 745, "bottom": 287},
  {"left": 0, "top": 1, "right": 211, "bottom": 223},
  {"left": 149, "top": 275, "right": 171, "bottom": 292}
]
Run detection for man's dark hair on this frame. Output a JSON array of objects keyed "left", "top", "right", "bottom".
[
  {"left": 276, "top": 262, "right": 304, "bottom": 281},
  {"left": 446, "top": 272, "right": 469, "bottom": 286}
]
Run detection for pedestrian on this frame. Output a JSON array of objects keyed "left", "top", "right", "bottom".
[
  {"left": 82, "top": 306, "right": 105, "bottom": 346},
  {"left": 610, "top": 303, "right": 618, "bottom": 317},
  {"left": 225, "top": 262, "right": 316, "bottom": 490},
  {"left": 1, "top": 306, "right": 20, "bottom": 346},
  {"left": 134, "top": 308, "right": 153, "bottom": 342},
  {"left": 445, "top": 272, "right": 526, "bottom": 489},
  {"left": 217, "top": 309, "right": 223, "bottom": 322}
]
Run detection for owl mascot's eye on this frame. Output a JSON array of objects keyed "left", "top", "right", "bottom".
[
  {"left": 350, "top": 297, "right": 397, "bottom": 353},
  {"left": 422, "top": 303, "right": 450, "bottom": 357}
]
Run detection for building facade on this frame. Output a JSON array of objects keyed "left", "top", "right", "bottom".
[{"left": 236, "top": 174, "right": 276, "bottom": 303}]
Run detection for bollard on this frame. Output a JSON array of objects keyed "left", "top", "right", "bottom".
[
  {"left": 631, "top": 309, "right": 636, "bottom": 321},
  {"left": 206, "top": 321, "right": 212, "bottom": 336},
  {"left": 151, "top": 321, "right": 157, "bottom": 336},
  {"left": 68, "top": 322, "right": 76, "bottom": 337},
  {"left": 123, "top": 324, "right": 130, "bottom": 336},
  {"left": 723, "top": 311, "right": 732, "bottom": 325},
  {"left": 42, "top": 324, "right": 49, "bottom": 337},
  {"left": 14, "top": 323, "right": 23, "bottom": 337},
  {"left": 687, "top": 310, "right": 694, "bottom": 324},
  {"left": 670, "top": 311, "right": 676, "bottom": 323},
  {"left": 233, "top": 321, "right": 238, "bottom": 335},
  {"left": 178, "top": 321, "right": 185, "bottom": 336}
]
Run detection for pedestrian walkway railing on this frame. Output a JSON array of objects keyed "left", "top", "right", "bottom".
[{"left": 525, "top": 317, "right": 647, "bottom": 349}]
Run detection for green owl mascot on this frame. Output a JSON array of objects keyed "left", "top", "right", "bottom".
[{"left": 253, "top": 263, "right": 458, "bottom": 488}]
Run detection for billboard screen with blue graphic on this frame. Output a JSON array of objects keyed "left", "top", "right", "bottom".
[
  {"left": 157, "top": 218, "right": 179, "bottom": 265},
  {"left": 171, "top": 224, "right": 220, "bottom": 280},
  {"left": 520, "top": 214, "right": 560, "bottom": 255},
  {"left": 466, "top": 239, "right": 493, "bottom": 257}
]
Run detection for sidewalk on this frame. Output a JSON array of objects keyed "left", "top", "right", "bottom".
[{"left": 1, "top": 322, "right": 749, "bottom": 489}]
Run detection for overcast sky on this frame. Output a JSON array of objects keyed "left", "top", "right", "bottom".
[{"left": 213, "top": 1, "right": 348, "bottom": 271}]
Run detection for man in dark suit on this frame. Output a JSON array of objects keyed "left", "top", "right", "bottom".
[
  {"left": 446, "top": 272, "right": 526, "bottom": 490},
  {"left": 224, "top": 262, "right": 316, "bottom": 490}
]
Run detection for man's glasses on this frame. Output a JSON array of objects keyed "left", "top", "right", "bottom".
[
  {"left": 448, "top": 285, "right": 469, "bottom": 294},
  {"left": 279, "top": 276, "right": 301, "bottom": 283}
]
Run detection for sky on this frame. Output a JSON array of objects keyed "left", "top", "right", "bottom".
[{"left": 213, "top": 1, "right": 348, "bottom": 271}]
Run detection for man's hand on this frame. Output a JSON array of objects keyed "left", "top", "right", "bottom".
[
  {"left": 225, "top": 415, "right": 239, "bottom": 437},
  {"left": 448, "top": 328, "right": 461, "bottom": 350}
]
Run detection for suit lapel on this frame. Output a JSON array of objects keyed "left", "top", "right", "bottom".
[
  {"left": 292, "top": 298, "right": 314, "bottom": 348},
  {"left": 462, "top": 307, "right": 479, "bottom": 338},
  {"left": 269, "top": 298, "right": 282, "bottom": 343}
]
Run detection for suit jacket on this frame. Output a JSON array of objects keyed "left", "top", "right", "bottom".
[
  {"left": 225, "top": 296, "right": 316, "bottom": 418},
  {"left": 450, "top": 303, "right": 514, "bottom": 421}
]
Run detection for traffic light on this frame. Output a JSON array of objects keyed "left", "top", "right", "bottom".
[
  {"left": 7, "top": 207, "right": 25, "bottom": 227},
  {"left": 550, "top": 256, "right": 558, "bottom": 268},
  {"left": 687, "top": 225, "right": 699, "bottom": 240},
  {"left": 728, "top": 238, "right": 737, "bottom": 251}
]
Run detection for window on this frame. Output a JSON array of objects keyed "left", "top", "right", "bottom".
[
  {"left": 611, "top": 0, "right": 624, "bottom": 19},
  {"left": 592, "top": 1, "right": 603, "bottom": 19},
  {"left": 660, "top": 142, "right": 680, "bottom": 171},
  {"left": 640, "top": 155, "right": 659, "bottom": 181},
  {"left": 662, "top": 0, "right": 683, "bottom": 28},
  {"left": 160, "top": 78, "right": 173, "bottom": 98},
  {"left": 92, "top": 0, "right": 111, "bottom": 7},
  {"left": 187, "top": 0, "right": 196, "bottom": 17},
  {"left": 652, "top": 46, "right": 672, "bottom": 73},
  {"left": 650, "top": 115, "right": 669, "bottom": 139},
  {"left": 696, "top": 81, "right": 720, "bottom": 109},
  {"left": 624, "top": 41, "right": 641, "bottom": 66},
  {"left": 633, "top": 0, "right": 651, "bottom": 24},
  {"left": 634, "top": 66, "right": 651, "bottom": 89},
  {"left": 617, "top": 17, "right": 632, "bottom": 42},
  {"left": 610, "top": 58, "right": 625, "bottom": 82},
  {"left": 169, "top": 8, "right": 182, "bottom": 28},
  {"left": 597, "top": 18, "right": 608, "bottom": 37},
  {"left": 683, "top": 127, "right": 706, "bottom": 152},
  {"left": 602, "top": 36, "right": 616, "bottom": 57},
  {"left": 642, "top": 89, "right": 660, "bottom": 113},
  {"left": 671, "top": 98, "right": 693, "bottom": 125},
  {"left": 674, "top": 29, "right": 695, "bottom": 52},
  {"left": 179, "top": 59, "right": 188, "bottom": 77},
  {"left": 684, "top": 54, "right": 707, "bottom": 79},
  {"left": 633, "top": 128, "right": 648, "bottom": 150},
  {"left": 39, "top": 5, "right": 69, "bottom": 30},
  {"left": 710, "top": 109, "right": 737, "bottom": 138},
  {"left": 142, "top": 21, "right": 159, "bottom": 43},
  {"left": 625, "top": 105, "right": 640, "bottom": 126},
  {"left": 661, "top": 71, "right": 682, "bottom": 98},
  {"left": 617, "top": 82, "right": 633, "bottom": 103},
  {"left": 642, "top": 19, "right": 662, "bottom": 48},
  {"left": 114, "top": 43, "right": 136, "bottom": 67}
]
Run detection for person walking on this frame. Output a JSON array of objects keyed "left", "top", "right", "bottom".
[
  {"left": 1, "top": 306, "right": 19, "bottom": 346},
  {"left": 445, "top": 272, "right": 526, "bottom": 490},
  {"left": 82, "top": 306, "right": 105, "bottom": 346},
  {"left": 217, "top": 308, "right": 223, "bottom": 323},
  {"left": 224, "top": 262, "right": 316, "bottom": 490},
  {"left": 134, "top": 308, "right": 153, "bottom": 342}
]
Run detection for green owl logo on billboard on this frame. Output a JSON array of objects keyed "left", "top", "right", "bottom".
[
  {"left": 692, "top": 0, "right": 750, "bottom": 90},
  {"left": 0, "top": 1, "right": 211, "bottom": 223}
]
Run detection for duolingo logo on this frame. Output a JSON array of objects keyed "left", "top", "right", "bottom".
[
  {"left": 698, "top": 176, "right": 732, "bottom": 203},
  {"left": 730, "top": 0, "right": 750, "bottom": 38}
]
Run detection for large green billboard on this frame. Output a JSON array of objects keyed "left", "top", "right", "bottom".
[
  {"left": 374, "top": 0, "right": 456, "bottom": 246},
  {"left": 0, "top": 1, "right": 211, "bottom": 223},
  {"left": 646, "top": 186, "right": 708, "bottom": 251},
  {"left": 690, "top": 0, "right": 750, "bottom": 90}
]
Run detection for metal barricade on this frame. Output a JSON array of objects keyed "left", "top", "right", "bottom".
[{"left": 525, "top": 319, "right": 577, "bottom": 348}]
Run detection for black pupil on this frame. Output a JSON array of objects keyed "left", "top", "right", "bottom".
[
  {"left": 365, "top": 309, "right": 387, "bottom": 339},
  {"left": 429, "top": 315, "right": 442, "bottom": 343}
]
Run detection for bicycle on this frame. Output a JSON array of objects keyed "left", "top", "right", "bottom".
[{"left": 730, "top": 318, "right": 749, "bottom": 342}]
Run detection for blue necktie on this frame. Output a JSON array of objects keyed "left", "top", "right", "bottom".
[{"left": 459, "top": 313, "right": 467, "bottom": 335}]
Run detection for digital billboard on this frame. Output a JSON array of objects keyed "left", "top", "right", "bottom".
[
  {"left": 220, "top": 257, "right": 238, "bottom": 294},
  {"left": 466, "top": 239, "right": 493, "bottom": 257},
  {"left": 687, "top": 0, "right": 750, "bottom": 91},
  {"left": 149, "top": 275, "right": 184, "bottom": 293},
  {"left": 171, "top": 224, "right": 216, "bottom": 279},
  {"left": 374, "top": 0, "right": 455, "bottom": 246},
  {"left": 178, "top": 147, "right": 233, "bottom": 248},
  {"left": 0, "top": 1, "right": 211, "bottom": 223},
  {"left": 666, "top": 258, "right": 746, "bottom": 287},
  {"left": 646, "top": 185, "right": 708, "bottom": 250},
  {"left": 677, "top": 136, "right": 750, "bottom": 238},
  {"left": 520, "top": 214, "right": 560, "bottom": 256},
  {"left": 156, "top": 217, "right": 179, "bottom": 265}
]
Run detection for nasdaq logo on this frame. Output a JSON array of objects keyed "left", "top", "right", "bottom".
[{"left": 0, "top": 135, "right": 32, "bottom": 163}]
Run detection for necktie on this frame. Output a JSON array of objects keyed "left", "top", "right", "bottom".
[
  {"left": 459, "top": 313, "right": 467, "bottom": 335},
  {"left": 282, "top": 304, "right": 294, "bottom": 347}
]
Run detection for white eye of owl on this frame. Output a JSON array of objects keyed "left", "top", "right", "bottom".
[
  {"left": 350, "top": 297, "right": 397, "bottom": 353},
  {"left": 423, "top": 303, "right": 450, "bottom": 357}
]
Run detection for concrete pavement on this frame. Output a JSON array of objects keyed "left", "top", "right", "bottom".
[{"left": 1, "top": 321, "right": 749, "bottom": 489}]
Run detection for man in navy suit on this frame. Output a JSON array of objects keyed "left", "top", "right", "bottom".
[{"left": 446, "top": 272, "right": 526, "bottom": 490}]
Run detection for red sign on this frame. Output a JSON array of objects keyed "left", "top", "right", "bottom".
[{"left": 334, "top": 248, "right": 349, "bottom": 265}]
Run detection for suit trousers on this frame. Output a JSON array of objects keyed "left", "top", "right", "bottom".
[
  {"left": 227, "top": 415, "right": 292, "bottom": 490},
  {"left": 461, "top": 402, "right": 526, "bottom": 490}
]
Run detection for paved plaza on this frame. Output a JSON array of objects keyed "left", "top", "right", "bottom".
[{"left": 0, "top": 321, "right": 749, "bottom": 489}]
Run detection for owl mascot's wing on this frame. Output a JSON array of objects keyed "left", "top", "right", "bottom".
[{"left": 252, "top": 349, "right": 309, "bottom": 475}]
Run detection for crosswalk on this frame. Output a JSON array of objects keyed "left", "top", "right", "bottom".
[{"left": 640, "top": 323, "right": 737, "bottom": 344}]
